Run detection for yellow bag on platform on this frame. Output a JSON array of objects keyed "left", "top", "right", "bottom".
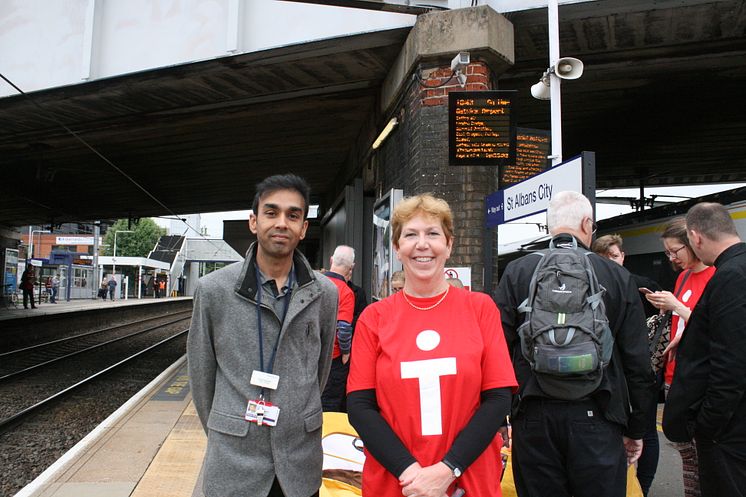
[
  {"left": 320, "top": 413, "right": 644, "bottom": 497},
  {"left": 320, "top": 478, "right": 361, "bottom": 497},
  {"left": 499, "top": 448, "right": 644, "bottom": 497},
  {"left": 321, "top": 413, "right": 363, "bottom": 497}
]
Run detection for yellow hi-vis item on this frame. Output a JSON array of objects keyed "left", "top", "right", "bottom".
[
  {"left": 499, "top": 447, "right": 643, "bottom": 497},
  {"left": 320, "top": 412, "right": 643, "bottom": 497}
]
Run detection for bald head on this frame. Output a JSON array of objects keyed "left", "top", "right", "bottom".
[
  {"left": 329, "top": 245, "right": 355, "bottom": 280},
  {"left": 547, "top": 191, "right": 595, "bottom": 246},
  {"left": 686, "top": 202, "right": 741, "bottom": 265}
]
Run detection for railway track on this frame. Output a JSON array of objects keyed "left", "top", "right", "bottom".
[
  {"left": 0, "top": 311, "right": 191, "bottom": 381},
  {"left": 0, "top": 312, "right": 190, "bottom": 496},
  {"left": 0, "top": 314, "right": 190, "bottom": 429}
]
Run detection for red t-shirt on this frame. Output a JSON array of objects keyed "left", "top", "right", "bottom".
[
  {"left": 347, "top": 287, "right": 517, "bottom": 497},
  {"left": 665, "top": 265, "right": 716, "bottom": 385},
  {"left": 327, "top": 274, "right": 355, "bottom": 359}
]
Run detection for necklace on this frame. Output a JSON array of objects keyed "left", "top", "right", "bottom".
[{"left": 402, "top": 286, "right": 450, "bottom": 311}]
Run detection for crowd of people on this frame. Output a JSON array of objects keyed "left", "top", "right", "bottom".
[{"left": 186, "top": 173, "right": 746, "bottom": 497}]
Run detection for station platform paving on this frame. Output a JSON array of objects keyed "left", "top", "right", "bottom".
[
  {"left": 15, "top": 356, "right": 207, "bottom": 497},
  {"left": 0, "top": 296, "right": 193, "bottom": 322},
  {"left": 13, "top": 355, "right": 684, "bottom": 497}
]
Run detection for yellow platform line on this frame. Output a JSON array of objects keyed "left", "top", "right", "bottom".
[{"left": 130, "top": 402, "right": 207, "bottom": 497}]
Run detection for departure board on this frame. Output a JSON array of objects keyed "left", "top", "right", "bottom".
[
  {"left": 500, "top": 127, "right": 551, "bottom": 187},
  {"left": 449, "top": 91, "right": 514, "bottom": 166}
]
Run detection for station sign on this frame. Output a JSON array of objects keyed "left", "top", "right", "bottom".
[
  {"left": 56, "top": 236, "right": 99, "bottom": 245},
  {"left": 500, "top": 127, "right": 551, "bottom": 187},
  {"left": 486, "top": 155, "right": 583, "bottom": 227},
  {"left": 444, "top": 266, "right": 471, "bottom": 291},
  {"left": 449, "top": 91, "right": 514, "bottom": 166}
]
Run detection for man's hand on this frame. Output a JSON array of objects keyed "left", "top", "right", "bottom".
[
  {"left": 623, "top": 436, "right": 643, "bottom": 465},
  {"left": 498, "top": 425, "right": 510, "bottom": 448}
]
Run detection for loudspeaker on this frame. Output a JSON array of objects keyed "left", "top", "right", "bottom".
[
  {"left": 530, "top": 80, "right": 551, "bottom": 100},
  {"left": 552, "top": 57, "right": 584, "bottom": 80}
]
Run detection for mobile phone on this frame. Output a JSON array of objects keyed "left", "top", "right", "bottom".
[{"left": 638, "top": 287, "right": 653, "bottom": 295}]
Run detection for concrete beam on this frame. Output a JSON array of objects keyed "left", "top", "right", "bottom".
[{"left": 380, "top": 5, "right": 514, "bottom": 116}]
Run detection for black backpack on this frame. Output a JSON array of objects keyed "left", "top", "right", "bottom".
[{"left": 517, "top": 237, "right": 614, "bottom": 400}]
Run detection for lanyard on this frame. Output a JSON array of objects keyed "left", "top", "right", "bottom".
[{"left": 255, "top": 267, "right": 294, "bottom": 381}]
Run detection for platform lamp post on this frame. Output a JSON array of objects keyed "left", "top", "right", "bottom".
[
  {"left": 30, "top": 229, "right": 50, "bottom": 305},
  {"left": 530, "top": 0, "right": 584, "bottom": 167},
  {"left": 112, "top": 230, "right": 133, "bottom": 277}
]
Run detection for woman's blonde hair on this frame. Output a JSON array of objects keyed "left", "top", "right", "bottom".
[{"left": 391, "top": 194, "right": 454, "bottom": 247}]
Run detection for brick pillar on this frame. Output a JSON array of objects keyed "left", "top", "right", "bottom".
[{"left": 375, "top": 61, "right": 499, "bottom": 292}]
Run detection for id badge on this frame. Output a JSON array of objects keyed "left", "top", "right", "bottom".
[
  {"left": 250, "top": 370, "right": 280, "bottom": 390},
  {"left": 245, "top": 399, "right": 280, "bottom": 427}
]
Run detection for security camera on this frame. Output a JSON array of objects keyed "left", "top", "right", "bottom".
[{"left": 450, "top": 52, "right": 470, "bottom": 72}]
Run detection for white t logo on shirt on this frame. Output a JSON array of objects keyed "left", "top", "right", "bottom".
[{"left": 400, "top": 330, "right": 457, "bottom": 436}]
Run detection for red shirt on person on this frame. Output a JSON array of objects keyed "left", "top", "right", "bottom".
[
  {"left": 325, "top": 273, "right": 355, "bottom": 359},
  {"left": 347, "top": 286, "right": 517, "bottom": 497},
  {"left": 665, "top": 265, "right": 716, "bottom": 385}
]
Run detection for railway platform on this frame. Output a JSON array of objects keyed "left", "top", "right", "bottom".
[
  {"left": 15, "top": 355, "right": 206, "bottom": 497},
  {"left": 0, "top": 296, "right": 193, "bottom": 322},
  {"left": 11, "top": 357, "right": 684, "bottom": 497},
  {"left": 0, "top": 297, "right": 193, "bottom": 353}
]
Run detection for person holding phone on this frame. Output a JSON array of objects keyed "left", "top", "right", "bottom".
[{"left": 646, "top": 217, "right": 715, "bottom": 497}]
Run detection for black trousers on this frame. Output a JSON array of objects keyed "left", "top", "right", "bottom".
[
  {"left": 321, "top": 356, "right": 349, "bottom": 412},
  {"left": 22, "top": 288, "right": 35, "bottom": 308},
  {"left": 697, "top": 438, "right": 746, "bottom": 497},
  {"left": 512, "top": 398, "right": 627, "bottom": 497},
  {"left": 637, "top": 371, "right": 663, "bottom": 495},
  {"left": 267, "top": 477, "right": 319, "bottom": 497}
]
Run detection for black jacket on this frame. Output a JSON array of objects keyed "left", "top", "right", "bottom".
[
  {"left": 663, "top": 242, "right": 746, "bottom": 444},
  {"left": 495, "top": 234, "right": 657, "bottom": 438}
]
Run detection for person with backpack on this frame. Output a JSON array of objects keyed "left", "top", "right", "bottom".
[{"left": 495, "top": 191, "right": 656, "bottom": 497}]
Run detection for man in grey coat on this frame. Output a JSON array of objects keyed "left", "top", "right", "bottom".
[{"left": 188, "top": 174, "right": 338, "bottom": 497}]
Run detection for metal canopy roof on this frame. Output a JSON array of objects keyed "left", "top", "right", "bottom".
[
  {"left": 2, "top": 0, "right": 746, "bottom": 228},
  {"left": 0, "top": 28, "right": 410, "bottom": 227},
  {"left": 500, "top": 0, "right": 746, "bottom": 188}
]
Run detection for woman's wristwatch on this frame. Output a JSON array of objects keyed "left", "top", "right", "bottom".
[{"left": 441, "top": 458, "right": 462, "bottom": 478}]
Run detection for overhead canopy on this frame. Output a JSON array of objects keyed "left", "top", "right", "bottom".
[
  {"left": 499, "top": 0, "right": 746, "bottom": 188},
  {"left": 0, "top": 28, "right": 410, "bottom": 226},
  {"left": 1, "top": 0, "right": 745, "bottom": 227}
]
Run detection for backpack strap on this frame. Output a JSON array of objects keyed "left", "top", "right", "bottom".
[
  {"left": 548, "top": 328, "right": 576, "bottom": 346},
  {"left": 549, "top": 236, "right": 578, "bottom": 250},
  {"left": 518, "top": 252, "right": 547, "bottom": 314}
]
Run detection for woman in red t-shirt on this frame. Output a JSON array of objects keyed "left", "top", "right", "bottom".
[
  {"left": 647, "top": 217, "right": 715, "bottom": 497},
  {"left": 347, "top": 194, "right": 517, "bottom": 497}
]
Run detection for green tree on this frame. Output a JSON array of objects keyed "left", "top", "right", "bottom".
[{"left": 102, "top": 219, "right": 166, "bottom": 257}]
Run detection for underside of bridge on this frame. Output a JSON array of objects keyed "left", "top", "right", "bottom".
[{"left": 1, "top": 0, "right": 745, "bottom": 227}]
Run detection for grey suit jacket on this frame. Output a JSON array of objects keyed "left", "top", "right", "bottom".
[{"left": 188, "top": 244, "right": 338, "bottom": 497}]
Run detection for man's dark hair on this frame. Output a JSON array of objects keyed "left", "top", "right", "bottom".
[
  {"left": 252, "top": 174, "right": 311, "bottom": 219},
  {"left": 686, "top": 202, "right": 738, "bottom": 241}
]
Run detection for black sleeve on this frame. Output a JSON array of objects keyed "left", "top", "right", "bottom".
[
  {"left": 614, "top": 270, "right": 658, "bottom": 438},
  {"left": 347, "top": 389, "right": 417, "bottom": 477},
  {"left": 347, "top": 387, "right": 512, "bottom": 478},
  {"left": 443, "top": 387, "right": 512, "bottom": 471}
]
